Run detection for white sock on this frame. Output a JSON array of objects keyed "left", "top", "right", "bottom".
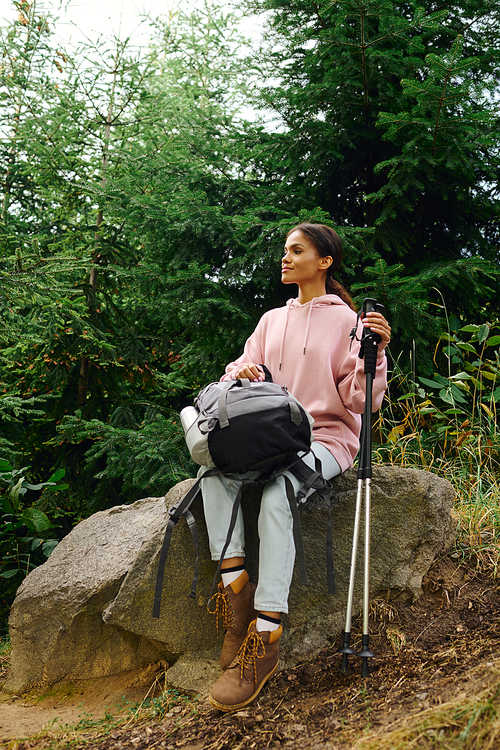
[
  {"left": 256, "top": 616, "right": 281, "bottom": 633},
  {"left": 221, "top": 569, "right": 244, "bottom": 588}
]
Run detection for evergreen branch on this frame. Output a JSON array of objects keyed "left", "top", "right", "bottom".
[{"left": 432, "top": 36, "right": 461, "bottom": 156}]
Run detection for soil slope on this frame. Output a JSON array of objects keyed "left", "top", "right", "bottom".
[{"left": 1, "top": 554, "right": 499, "bottom": 749}]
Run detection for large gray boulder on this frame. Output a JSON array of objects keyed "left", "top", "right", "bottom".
[{"left": 5, "top": 467, "right": 455, "bottom": 696}]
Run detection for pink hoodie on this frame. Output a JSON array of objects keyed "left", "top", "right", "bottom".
[{"left": 222, "top": 294, "right": 388, "bottom": 472}]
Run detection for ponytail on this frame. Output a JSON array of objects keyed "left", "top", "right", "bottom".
[{"left": 326, "top": 276, "right": 356, "bottom": 311}]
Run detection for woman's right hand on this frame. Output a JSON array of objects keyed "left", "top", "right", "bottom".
[{"left": 231, "top": 363, "right": 265, "bottom": 382}]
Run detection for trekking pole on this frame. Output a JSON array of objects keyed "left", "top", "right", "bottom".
[{"left": 340, "top": 298, "right": 382, "bottom": 677}]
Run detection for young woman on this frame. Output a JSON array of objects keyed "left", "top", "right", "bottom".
[{"left": 199, "top": 223, "right": 391, "bottom": 712}]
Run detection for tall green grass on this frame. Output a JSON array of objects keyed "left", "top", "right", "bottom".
[{"left": 374, "top": 320, "right": 500, "bottom": 577}]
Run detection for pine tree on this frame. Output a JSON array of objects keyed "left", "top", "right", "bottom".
[
  {"left": 237, "top": 0, "right": 500, "bottom": 356},
  {"left": 0, "top": 1, "right": 90, "bottom": 431},
  {"left": 0, "top": 1, "right": 258, "bottom": 509}
]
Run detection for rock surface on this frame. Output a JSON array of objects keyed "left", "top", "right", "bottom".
[{"left": 5, "top": 467, "right": 456, "bottom": 696}]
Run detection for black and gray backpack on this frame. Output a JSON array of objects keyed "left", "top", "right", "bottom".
[{"left": 152, "top": 370, "right": 335, "bottom": 619}]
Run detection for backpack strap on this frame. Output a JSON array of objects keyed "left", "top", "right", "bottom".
[
  {"left": 284, "top": 474, "right": 308, "bottom": 586},
  {"left": 152, "top": 468, "right": 220, "bottom": 619},
  {"left": 206, "top": 479, "right": 252, "bottom": 605},
  {"left": 288, "top": 456, "right": 336, "bottom": 595},
  {"left": 217, "top": 381, "right": 235, "bottom": 429},
  {"left": 289, "top": 400, "right": 304, "bottom": 425},
  {"left": 217, "top": 379, "right": 252, "bottom": 429},
  {"left": 325, "top": 491, "right": 335, "bottom": 595}
]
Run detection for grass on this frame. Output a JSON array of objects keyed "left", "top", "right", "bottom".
[
  {"left": 355, "top": 660, "right": 500, "bottom": 750},
  {"left": 372, "top": 429, "right": 500, "bottom": 580},
  {"left": 0, "top": 635, "right": 10, "bottom": 682},
  {"left": 373, "top": 341, "right": 500, "bottom": 581},
  {"left": 119, "top": 671, "right": 197, "bottom": 727}
]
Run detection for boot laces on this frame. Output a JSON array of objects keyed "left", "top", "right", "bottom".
[
  {"left": 236, "top": 630, "right": 265, "bottom": 682},
  {"left": 207, "top": 590, "right": 233, "bottom": 632}
]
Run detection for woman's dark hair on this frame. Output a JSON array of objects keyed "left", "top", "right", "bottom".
[{"left": 287, "top": 223, "right": 355, "bottom": 310}]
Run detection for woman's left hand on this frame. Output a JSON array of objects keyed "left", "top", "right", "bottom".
[{"left": 362, "top": 311, "right": 391, "bottom": 353}]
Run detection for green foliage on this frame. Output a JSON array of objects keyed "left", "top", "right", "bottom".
[
  {"left": 51, "top": 412, "right": 196, "bottom": 510},
  {"left": 0, "top": 458, "right": 70, "bottom": 626},
  {"left": 351, "top": 258, "right": 499, "bottom": 352},
  {"left": 125, "top": 686, "right": 196, "bottom": 724},
  {"left": 381, "top": 320, "right": 499, "bottom": 456},
  {"left": 374, "top": 30, "right": 500, "bottom": 260},
  {"left": 0, "top": 0, "right": 268, "bottom": 540},
  {"left": 375, "top": 319, "right": 500, "bottom": 574}
]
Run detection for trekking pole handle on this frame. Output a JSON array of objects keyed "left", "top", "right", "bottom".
[{"left": 360, "top": 298, "right": 384, "bottom": 376}]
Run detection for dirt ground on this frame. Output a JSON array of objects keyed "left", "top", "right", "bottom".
[{"left": 1, "top": 553, "right": 500, "bottom": 750}]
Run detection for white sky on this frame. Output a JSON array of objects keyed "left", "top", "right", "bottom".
[
  {"left": 0, "top": 0, "right": 262, "bottom": 50},
  {"left": 54, "top": 0, "right": 180, "bottom": 46}
]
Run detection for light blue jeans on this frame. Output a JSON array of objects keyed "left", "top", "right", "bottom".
[{"left": 198, "top": 443, "right": 341, "bottom": 613}]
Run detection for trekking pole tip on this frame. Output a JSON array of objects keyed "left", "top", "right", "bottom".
[
  {"left": 358, "top": 635, "right": 374, "bottom": 678},
  {"left": 341, "top": 653, "right": 350, "bottom": 674},
  {"left": 361, "top": 658, "right": 371, "bottom": 678},
  {"left": 339, "top": 631, "right": 355, "bottom": 674}
]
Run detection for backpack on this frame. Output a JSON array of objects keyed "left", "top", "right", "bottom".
[
  {"left": 186, "top": 376, "right": 314, "bottom": 473},
  {"left": 152, "top": 374, "right": 335, "bottom": 619}
]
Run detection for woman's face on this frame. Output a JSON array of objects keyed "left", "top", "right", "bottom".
[{"left": 281, "top": 230, "right": 332, "bottom": 287}]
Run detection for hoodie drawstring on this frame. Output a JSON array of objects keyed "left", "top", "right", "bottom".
[
  {"left": 280, "top": 297, "right": 319, "bottom": 368},
  {"left": 303, "top": 299, "right": 315, "bottom": 355},
  {"left": 279, "top": 303, "right": 292, "bottom": 371}
]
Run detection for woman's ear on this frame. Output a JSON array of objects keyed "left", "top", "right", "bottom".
[{"left": 319, "top": 255, "right": 333, "bottom": 270}]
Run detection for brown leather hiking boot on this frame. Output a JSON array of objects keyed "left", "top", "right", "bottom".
[
  {"left": 208, "top": 620, "right": 282, "bottom": 712},
  {"left": 208, "top": 570, "right": 257, "bottom": 670}
]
